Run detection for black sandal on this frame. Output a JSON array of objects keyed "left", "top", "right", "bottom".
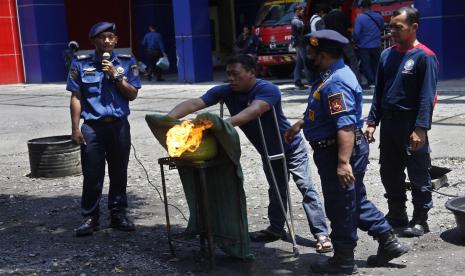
[
  {"left": 316, "top": 236, "right": 334, "bottom": 253},
  {"left": 249, "top": 228, "right": 285, "bottom": 242}
]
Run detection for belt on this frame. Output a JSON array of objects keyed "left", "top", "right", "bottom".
[
  {"left": 310, "top": 129, "right": 364, "bottom": 150},
  {"left": 85, "top": 116, "right": 121, "bottom": 125},
  {"left": 310, "top": 138, "right": 337, "bottom": 150}
]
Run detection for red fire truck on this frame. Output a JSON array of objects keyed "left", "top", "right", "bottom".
[{"left": 254, "top": 0, "right": 413, "bottom": 77}]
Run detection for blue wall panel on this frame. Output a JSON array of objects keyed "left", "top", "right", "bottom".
[
  {"left": 18, "top": 0, "right": 69, "bottom": 83},
  {"left": 173, "top": 0, "right": 212, "bottom": 83},
  {"left": 415, "top": 0, "right": 465, "bottom": 80}
]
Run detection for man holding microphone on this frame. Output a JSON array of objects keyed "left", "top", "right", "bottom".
[{"left": 67, "top": 22, "right": 141, "bottom": 237}]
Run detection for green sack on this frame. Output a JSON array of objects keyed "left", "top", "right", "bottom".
[{"left": 145, "top": 113, "right": 254, "bottom": 260}]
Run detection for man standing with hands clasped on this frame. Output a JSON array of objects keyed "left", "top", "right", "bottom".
[
  {"left": 67, "top": 22, "right": 141, "bottom": 237},
  {"left": 365, "top": 7, "right": 438, "bottom": 238},
  {"left": 285, "top": 30, "right": 409, "bottom": 274}
]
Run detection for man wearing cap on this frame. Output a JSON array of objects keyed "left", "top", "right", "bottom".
[
  {"left": 365, "top": 7, "right": 438, "bottom": 238},
  {"left": 67, "top": 22, "right": 141, "bottom": 237},
  {"left": 285, "top": 30, "right": 408, "bottom": 273}
]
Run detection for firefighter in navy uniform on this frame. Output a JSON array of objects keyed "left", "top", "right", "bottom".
[
  {"left": 285, "top": 30, "right": 409, "bottom": 274},
  {"left": 67, "top": 22, "right": 141, "bottom": 237},
  {"left": 366, "top": 7, "right": 438, "bottom": 238}
]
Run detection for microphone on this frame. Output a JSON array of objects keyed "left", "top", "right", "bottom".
[{"left": 102, "top": 52, "right": 111, "bottom": 79}]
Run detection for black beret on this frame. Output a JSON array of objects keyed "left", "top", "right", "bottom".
[
  {"left": 89, "top": 22, "right": 115, "bottom": 39},
  {"left": 304, "top": 30, "right": 348, "bottom": 50}
]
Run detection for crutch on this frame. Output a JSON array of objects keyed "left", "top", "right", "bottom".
[
  {"left": 256, "top": 106, "right": 299, "bottom": 256},
  {"left": 219, "top": 102, "right": 299, "bottom": 256}
]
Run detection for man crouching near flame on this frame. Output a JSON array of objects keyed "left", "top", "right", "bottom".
[{"left": 168, "top": 54, "right": 333, "bottom": 254}]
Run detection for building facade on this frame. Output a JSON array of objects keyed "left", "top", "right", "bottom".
[{"left": 0, "top": 0, "right": 464, "bottom": 84}]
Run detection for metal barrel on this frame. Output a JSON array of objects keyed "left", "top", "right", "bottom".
[{"left": 27, "top": 135, "right": 81, "bottom": 178}]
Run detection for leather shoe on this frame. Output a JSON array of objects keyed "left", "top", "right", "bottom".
[
  {"left": 110, "top": 212, "right": 136, "bottom": 232},
  {"left": 75, "top": 216, "right": 99, "bottom": 237}
]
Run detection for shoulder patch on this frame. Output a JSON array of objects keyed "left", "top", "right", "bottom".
[
  {"left": 118, "top": 54, "right": 132, "bottom": 59},
  {"left": 328, "top": 93, "right": 348, "bottom": 115},
  {"left": 76, "top": 54, "right": 91, "bottom": 60}
]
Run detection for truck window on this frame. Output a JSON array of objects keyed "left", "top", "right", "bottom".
[{"left": 255, "top": 0, "right": 307, "bottom": 27}]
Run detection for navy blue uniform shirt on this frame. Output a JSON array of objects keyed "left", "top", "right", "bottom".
[
  {"left": 201, "top": 79, "right": 302, "bottom": 155},
  {"left": 303, "top": 58, "right": 364, "bottom": 143},
  {"left": 66, "top": 52, "right": 141, "bottom": 121},
  {"left": 367, "top": 43, "right": 438, "bottom": 129},
  {"left": 352, "top": 11, "right": 384, "bottom": 48},
  {"left": 142, "top": 31, "right": 165, "bottom": 52}
]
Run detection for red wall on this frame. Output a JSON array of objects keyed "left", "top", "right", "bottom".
[
  {"left": 0, "top": 0, "right": 24, "bottom": 84},
  {"left": 64, "top": 0, "right": 136, "bottom": 54}
]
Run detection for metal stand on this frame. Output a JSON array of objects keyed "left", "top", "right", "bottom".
[{"left": 158, "top": 157, "right": 243, "bottom": 268}]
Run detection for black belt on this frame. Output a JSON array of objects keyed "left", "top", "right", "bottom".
[
  {"left": 85, "top": 116, "right": 122, "bottom": 125},
  {"left": 310, "top": 138, "right": 337, "bottom": 150},
  {"left": 310, "top": 129, "right": 364, "bottom": 150}
]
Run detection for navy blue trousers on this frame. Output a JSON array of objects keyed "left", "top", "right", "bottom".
[
  {"left": 313, "top": 136, "right": 391, "bottom": 250},
  {"left": 80, "top": 118, "right": 131, "bottom": 217},
  {"left": 379, "top": 112, "right": 433, "bottom": 210}
]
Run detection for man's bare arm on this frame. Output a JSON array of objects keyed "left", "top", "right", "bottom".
[
  {"left": 168, "top": 98, "right": 207, "bottom": 119},
  {"left": 337, "top": 125, "right": 356, "bottom": 188},
  {"left": 228, "top": 99, "right": 271, "bottom": 127}
]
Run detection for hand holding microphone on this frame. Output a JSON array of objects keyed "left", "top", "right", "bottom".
[{"left": 101, "top": 52, "right": 114, "bottom": 79}]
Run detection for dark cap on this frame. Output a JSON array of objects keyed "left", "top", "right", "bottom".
[
  {"left": 304, "top": 30, "right": 348, "bottom": 50},
  {"left": 89, "top": 22, "right": 116, "bottom": 39}
]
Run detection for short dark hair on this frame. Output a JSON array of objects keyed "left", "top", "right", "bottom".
[
  {"left": 392, "top": 7, "right": 420, "bottom": 25},
  {"left": 360, "top": 0, "right": 372, "bottom": 8},
  {"left": 226, "top": 55, "right": 256, "bottom": 71}
]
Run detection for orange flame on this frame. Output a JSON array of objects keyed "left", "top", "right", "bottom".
[{"left": 166, "top": 119, "right": 213, "bottom": 157}]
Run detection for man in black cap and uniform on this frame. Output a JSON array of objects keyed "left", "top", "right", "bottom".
[
  {"left": 285, "top": 30, "right": 408, "bottom": 274},
  {"left": 67, "top": 22, "right": 141, "bottom": 236}
]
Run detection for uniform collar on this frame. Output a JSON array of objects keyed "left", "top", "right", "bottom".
[{"left": 317, "top": 58, "right": 344, "bottom": 80}]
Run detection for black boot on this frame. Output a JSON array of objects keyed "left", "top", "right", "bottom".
[
  {"left": 110, "top": 210, "right": 136, "bottom": 232},
  {"left": 385, "top": 202, "right": 408, "bottom": 228},
  {"left": 75, "top": 216, "right": 100, "bottom": 237},
  {"left": 311, "top": 248, "right": 357, "bottom": 274},
  {"left": 402, "top": 209, "right": 429, "bottom": 237},
  {"left": 367, "top": 230, "right": 409, "bottom": 267}
]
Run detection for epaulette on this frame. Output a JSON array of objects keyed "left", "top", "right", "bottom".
[
  {"left": 76, "top": 54, "right": 91, "bottom": 60},
  {"left": 117, "top": 54, "right": 132, "bottom": 59}
]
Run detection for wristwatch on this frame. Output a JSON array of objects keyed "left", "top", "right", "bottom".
[{"left": 113, "top": 72, "right": 126, "bottom": 82}]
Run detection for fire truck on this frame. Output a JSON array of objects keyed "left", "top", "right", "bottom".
[{"left": 254, "top": 0, "right": 413, "bottom": 77}]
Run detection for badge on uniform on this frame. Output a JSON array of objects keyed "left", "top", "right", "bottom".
[
  {"left": 308, "top": 110, "right": 315, "bottom": 121},
  {"left": 328, "top": 93, "right": 347, "bottom": 115},
  {"left": 131, "top": 64, "right": 139, "bottom": 77}
]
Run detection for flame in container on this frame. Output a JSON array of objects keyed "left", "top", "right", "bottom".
[{"left": 166, "top": 120, "right": 213, "bottom": 157}]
